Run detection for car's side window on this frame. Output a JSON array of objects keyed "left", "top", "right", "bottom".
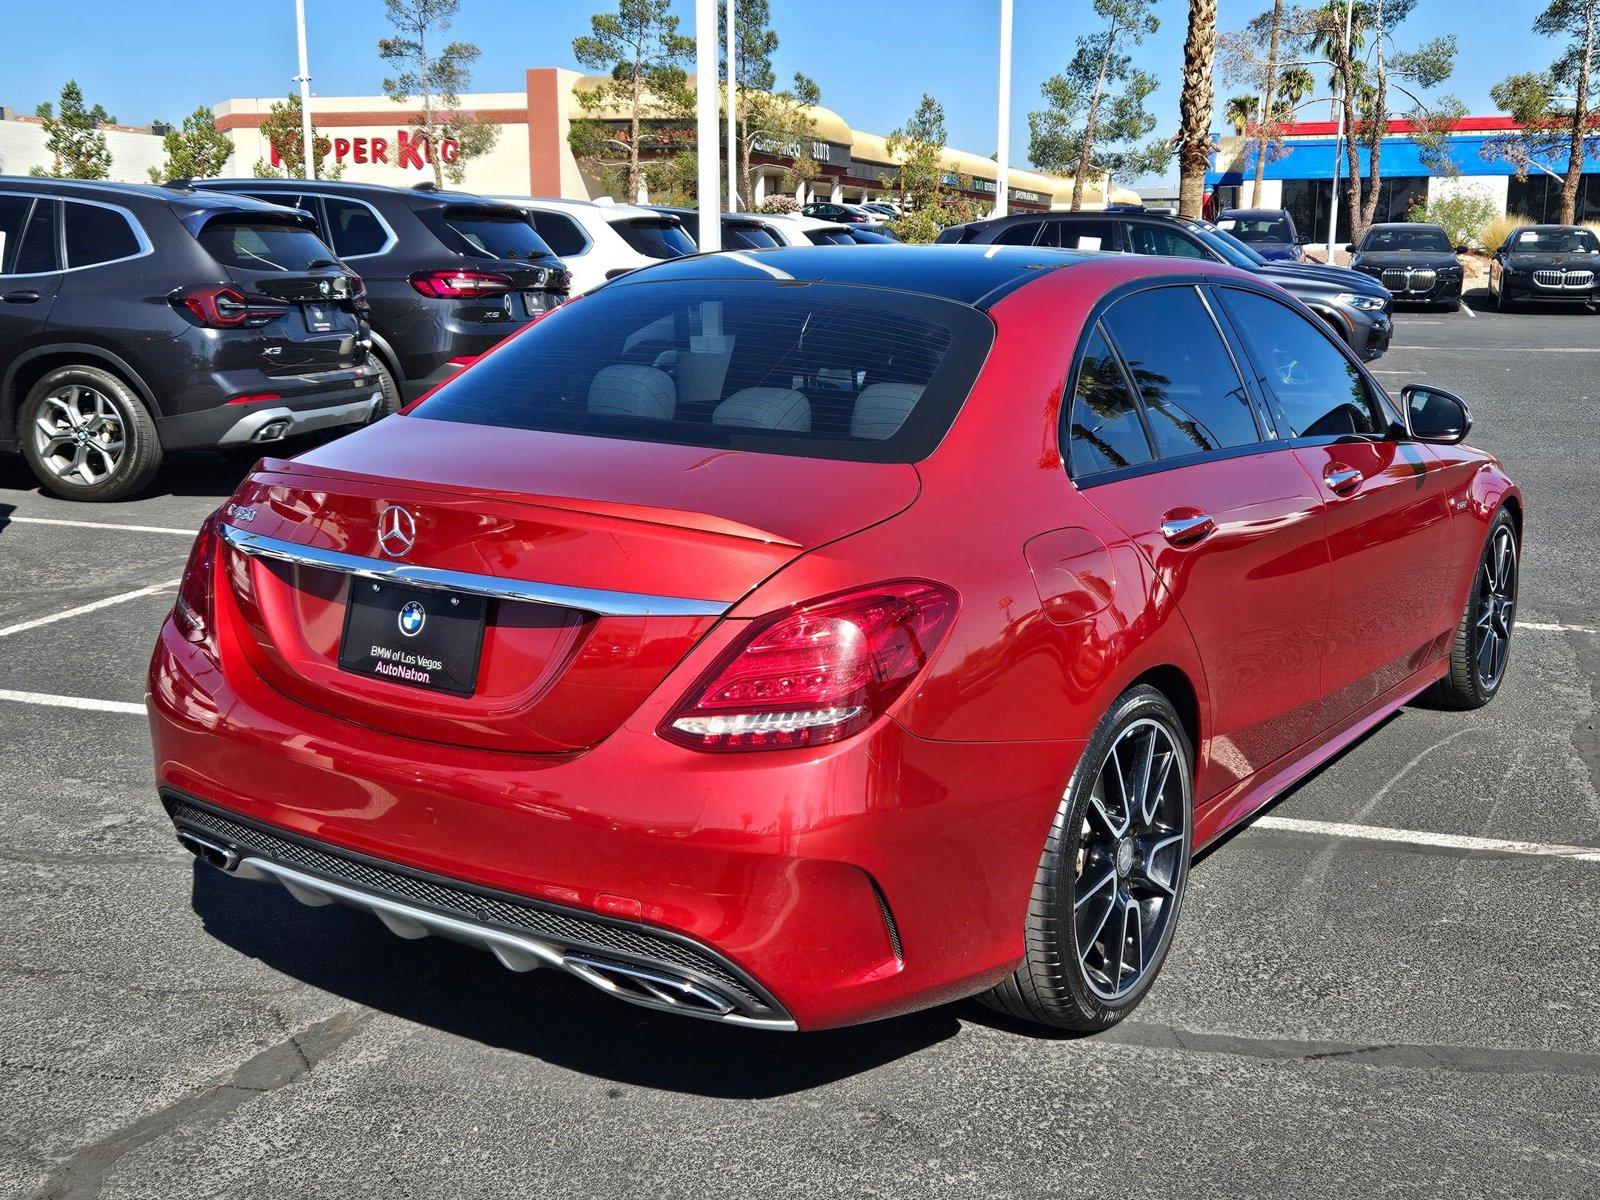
[
  {"left": 1040, "top": 220, "right": 1113, "bottom": 252},
  {"left": 1123, "top": 224, "right": 1209, "bottom": 259},
  {"left": 529, "top": 212, "right": 588, "bottom": 257},
  {"left": 991, "top": 221, "right": 1042, "bottom": 246},
  {"left": 1101, "top": 286, "right": 1263, "bottom": 460},
  {"left": 1217, "top": 287, "right": 1387, "bottom": 438},
  {"left": 62, "top": 201, "right": 142, "bottom": 268},
  {"left": 0, "top": 196, "right": 31, "bottom": 273},
  {"left": 13, "top": 199, "right": 60, "bottom": 274},
  {"left": 1066, "top": 324, "right": 1155, "bottom": 478},
  {"left": 323, "top": 197, "right": 390, "bottom": 257}
]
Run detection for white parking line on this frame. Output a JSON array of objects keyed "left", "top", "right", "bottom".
[
  {"left": 0, "top": 688, "right": 145, "bottom": 716},
  {"left": 3, "top": 515, "right": 198, "bottom": 537},
  {"left": 1254, "top": 815, "right": 1600, "bottom": 863},
  {"left": 0, "top": 580, "right": 179, "bottom": 639},
  {"left": 1521, "top": 621, "right": 1598, "bottom": 634},
  {"left": 1458, "top": 302, "right": 1475, "bottom": 319}
]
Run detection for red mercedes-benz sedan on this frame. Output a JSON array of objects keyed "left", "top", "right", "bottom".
[{"left": 149, "top": 245, "right": 1521, "bottom": 1032}]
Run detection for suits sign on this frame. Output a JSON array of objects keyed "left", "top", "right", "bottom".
[{"left": 268, "top": 130, "right": 462, "bottom": 171}]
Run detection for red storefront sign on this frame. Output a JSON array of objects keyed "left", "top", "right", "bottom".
[{"left": 268, "top": 130, "right": 462, "bottom": 171}]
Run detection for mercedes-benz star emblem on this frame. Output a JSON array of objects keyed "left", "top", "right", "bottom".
[
  {"left": 377, "top": 505, "right": 416, "bottom": 558},
  {"left": 398, "top": 601, "right": 426, "bottom": 638}
]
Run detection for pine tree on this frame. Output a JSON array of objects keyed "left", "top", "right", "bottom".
[{"left": 29, "top": 80, "right": 112, "bottom": 180}]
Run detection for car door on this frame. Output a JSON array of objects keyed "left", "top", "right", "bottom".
[
  {"left": 1068, "top": 283, "right": 1331, "bottom": 802},
  {"left": 1214, "top": 284, "right": 1459, "bottom": 727},
  {"left": 0, "top": 195, "right": 64, "bottom": 401}
]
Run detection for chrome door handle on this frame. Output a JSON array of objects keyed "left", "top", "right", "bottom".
[
  {"left": 1159, "top": 511, "right": 1215, "bottom": 545},
  {"left": 1324, "top": 464, "right": 1364, "bottom": 495}
]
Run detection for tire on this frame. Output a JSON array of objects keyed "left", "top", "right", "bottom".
[
  {"left": 981, "top": 684, "right": 1193, "bottom": 1031},
  {"left": 1421, "top": 509, "right": 1518, "bottom": 711},
  {"left": 367, "top": 353, "right": 403, "bottom": 421},
  {"left": 19, "top": 365, "right": 163, "bottom": 502}
]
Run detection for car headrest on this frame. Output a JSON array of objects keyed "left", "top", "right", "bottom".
[
  {"left": 851, "top": 382, "right": 924, "bottom": 440},
  {"left": 587, "top": 364, "right": 676, "bottom": 420},
  {"left": 711, "top": 387, "right": 811, "bottom": 432}
]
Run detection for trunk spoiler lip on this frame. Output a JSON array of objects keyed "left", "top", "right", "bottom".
[
  {"left": 248, "top": 457, "right": 813, "bottom": 549},
  {"left": 220, "top": 522, "right": 730, "bottom": 619}
]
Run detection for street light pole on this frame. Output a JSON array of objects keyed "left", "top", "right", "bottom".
[
  {"left": 726, "top": 1, "right": 738, "bottom": 212},
  {"left": 1324, "top": 0, "right": 1353, "bottom": 261},
  {"left": 293, "top": 0, "right": 316, "bottom": 181},
  {"left": 695, "top": 0, "right": 722, "bottom": 251},
  {"left": 994, "top": 0, "right": 1013, "bottom": 218}
]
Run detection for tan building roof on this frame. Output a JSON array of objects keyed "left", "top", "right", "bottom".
[{"left": 566, "top": 75, "right": 1138, "bottom": 209}]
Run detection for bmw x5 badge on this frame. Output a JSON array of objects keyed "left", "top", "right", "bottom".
[{"left": 398, "top": 601, "right": 426, "bottom": 638}]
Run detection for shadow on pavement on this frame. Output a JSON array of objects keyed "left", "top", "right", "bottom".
[{"left": 190, "top": 862, "right": 962, "bottom": 1097}]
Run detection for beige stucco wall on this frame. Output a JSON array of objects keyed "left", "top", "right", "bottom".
[{"left": 0, "top": 118, "right": 168, "bottom": 183}]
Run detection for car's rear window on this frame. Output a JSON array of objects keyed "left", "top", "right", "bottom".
[
  {"left": 725, "top": 223, "right": 781, "bottom": 250},
  {"left": 197, "top": 219, "right": 334, "bottom": 272},
  {"left": 806, "top": 229, "right": 855, "bottom": 246},
  {"left": 613, "top": 218, "right": 697, "bottom": 259},
  {"left": 412, "top": 279, "right": 994, "bottom": 463},
  {"left": 442, "top": 208, "right": 554, "bottom": 261},
  {"left": 1220, "top": 216, "right": 1292, "bottom": 243}
]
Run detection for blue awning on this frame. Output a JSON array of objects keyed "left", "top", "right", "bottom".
[{"left": 1206, "top": 134, "right": 1589, "bottom": 185}]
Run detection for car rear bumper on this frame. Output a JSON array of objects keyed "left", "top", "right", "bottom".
[
  {"left": 147, "top": 618, "right": 1080, "bottom": 1030},
  {"left": 163, "top": 789, "right": 797, "bottom": 1029},
  {"left": 158, "top": 385, "right": 381, "bottom": 450}
]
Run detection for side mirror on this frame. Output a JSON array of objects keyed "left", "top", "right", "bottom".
[
  {"left": 1296, "top": 233, "right": 1311, "bottom": 245},
  {"left": 1343, "top": 243, "right": 1356, "bottom": 254},
  {"left": 1455, "top": 244, "right": 1470, "bottom": 255},
  {"left": 1402, "top": 384, "right": 1472, "bottom": 445}
]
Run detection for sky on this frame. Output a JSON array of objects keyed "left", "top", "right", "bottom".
[{"left": 0, "top": 0, "right": 1561, "bottom": 184}]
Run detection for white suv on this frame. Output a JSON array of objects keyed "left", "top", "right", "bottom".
[
  {"left": 497, "top": 197, "right": 696, "bottom": 294},
  {"left": 742, "top": 212, "right": 859, "bottom": 247}
]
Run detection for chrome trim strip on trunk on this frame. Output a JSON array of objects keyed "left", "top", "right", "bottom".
[
  {"left": 219, "top": 523, "right": 730, "bottom": 618},
  {"left": 223, "top": 853, "right": 798, "bottom": 1030}
]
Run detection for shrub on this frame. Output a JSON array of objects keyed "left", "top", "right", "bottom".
[
  {"left": 756, "top": 195, "right": 799, "bottom": 214},
  {"left": 1478, "top": 214, "right": 1523, "bottom": 255},
  {"left": 1405, "top": 191, "right": 1498, "bottom": 250}
]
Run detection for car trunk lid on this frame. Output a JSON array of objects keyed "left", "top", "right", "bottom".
[{"left": 216, "top": 416, "right": 920, "bottom": 753}]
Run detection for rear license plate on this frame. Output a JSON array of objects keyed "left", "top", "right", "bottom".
[
  {"left": 339, "top": 581, "right": 488, "bottom": 696},
  {"left": 303, "top": 303, "right": 336, "bottom": 333},
  {"left": 522, "top": 291, "right": 556, "bottom": 317}
]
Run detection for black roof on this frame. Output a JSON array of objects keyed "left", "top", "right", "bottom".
[
  {"left": 1219, "top": 207, "right": 1290, "bottom": 219},
  {"left": 607, "top": 243, "right": 1088, "bottom": 306},
  {"left": 190, "top": 177, "right": 519, "bottom": 210},
  {"left": 0, "top": 175, "right": 296, "bottom": 214}
]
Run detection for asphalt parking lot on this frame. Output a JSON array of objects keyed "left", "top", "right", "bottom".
[{"left": 3, "top": 294, "right": 1598, "bottom": 1199}]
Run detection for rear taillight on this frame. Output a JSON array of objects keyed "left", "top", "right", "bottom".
[
  {"left": 661, "top": 581, "right": 958, "bottom": 753},
  {"left": 408, "top": 269, "right": 516, "bottom": 299},
  {"left": 172, "top": 514, "right": 221, "bottom": 645},
  {"left": 172, "top": 285, "right": 287, "bottom": 328}
]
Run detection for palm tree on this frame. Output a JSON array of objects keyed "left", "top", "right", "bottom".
[
  {"left": 1177, "top": 0, "right": 1218, "bottom": 218},
  {"left": 1225, "top": 94, "right": 1257, "bottom": 135}
]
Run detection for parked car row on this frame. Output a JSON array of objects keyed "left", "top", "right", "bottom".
[
  {"left": 1, "top": 174, "right": 1575, "bottom": 503},
  {"left": 937, "top": 205, "right": 1396, "bottom": 361}
]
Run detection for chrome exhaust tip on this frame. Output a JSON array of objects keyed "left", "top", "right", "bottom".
[{"left": 176, "top": 828, "right": 240, "bottom": 872}]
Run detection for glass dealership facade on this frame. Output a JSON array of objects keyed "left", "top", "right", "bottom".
[{"left": 1208, "top": 117, "right": 1600, "bottom": 238}]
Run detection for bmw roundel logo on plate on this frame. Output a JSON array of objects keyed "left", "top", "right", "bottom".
[{"left": 398, "top": 600, "right": 427, "bottom": 638}]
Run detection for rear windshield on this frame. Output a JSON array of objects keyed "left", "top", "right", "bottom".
[
  {"left": 197, "top": 219, "right": 334, "bottom": 272},
  {"left": 1220, "top": 215, "right": 1292, "bottom": 243},
  {"left": 725, "top": 223, "right": 781, "bottom": 250},
  {"left": 1360, "top": 226, "right": 1452, "bottom": 253},
  {"left": 412, "top": 279, "right": 994, "bottom": 463},
  {"left": 806, "top": 229, "right": 856, "bottom": 246},
  {"left": 613, "top": 218, "right": 697, "bottom": 259},
  {"left": 442, "top": 209, "right": 554, "bottom": 261}
]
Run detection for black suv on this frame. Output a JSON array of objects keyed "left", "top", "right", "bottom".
[
  {"left": 190, "top": 180, "right": 570, "bottom": 403},
  {"left": 938, "top": 207, "right": 1395, "bottom": 360},
  {"left": 0, "top": 178, "right": 375, "bottom": 501}
]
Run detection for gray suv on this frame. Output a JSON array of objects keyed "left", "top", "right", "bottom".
[
  {"left": 938, "top": 208, "right": 1394, "bottom": 360},
  {"left": 0, "top": 178, "right": 377, "bottom": 500}
]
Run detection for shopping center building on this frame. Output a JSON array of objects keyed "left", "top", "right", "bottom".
[
  {"left": 1208, "top": 116, "right": 1600, "bottom": 240},
  {"left": 2, "top": 68, "right": 1135, "bottom": 210}
]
